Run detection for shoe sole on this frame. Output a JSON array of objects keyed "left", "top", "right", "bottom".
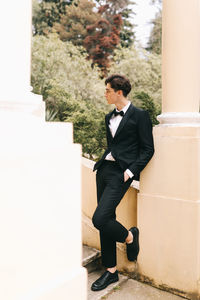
[{"left": 91, "top": 277, "right": 119, "bottom": 291}]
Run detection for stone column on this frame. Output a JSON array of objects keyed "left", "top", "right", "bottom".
[
  {"left": 162, "top": 0, "right": 200, "bottom": 113},
  {"left": 0, "top": 1, "right": 87, "bottom": 299},
  {"left": 0, "top": 0, "right": 43, "bottom": 114},
  {"left": 158, "top": 0, "right": 200, "bottom": 124},
  {"left": 137, "top": 1, "right": 200, "bottom": 299}
]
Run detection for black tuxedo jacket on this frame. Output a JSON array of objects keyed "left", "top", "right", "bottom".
[{"left": 93, "top": 103, "right": 154, "bottom": 181}]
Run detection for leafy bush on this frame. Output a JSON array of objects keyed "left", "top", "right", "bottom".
[
  {"left": 109, "top": 45, "right": 162, "bottom": 106},
  {"left": 31, "top": 34, "right": 106, "bottom": 108},
  {"left": 31, "top": 34, "right": 161, "bottom": 159},
  {"left": 134, "top": 91, "right": 160, "bottom": 126},
  {"left": 45, "top": 84, "right": 107, "bottom": 159}
]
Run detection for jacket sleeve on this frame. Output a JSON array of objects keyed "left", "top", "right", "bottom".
[{"left": 128, "top": 110, "right": 154, "bottom": 176}]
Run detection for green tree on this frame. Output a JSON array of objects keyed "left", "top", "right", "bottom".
[
  {"left": 45, "top": 84, "right": 107, "bottom": 159},
  {"left": 146, "top": 9, "right": 162, "bottom": 55},
  {"left": 32, "top": 0, "right": 74, "bottom": 36},
  {"left": 31, "top": 34, "right": 106, "bottom": 107},
  {"left": 134, "top": 92, "right": 160, "bottom": 125},
  {"left": 120, "top": 6, "right": 135, "bottom": 48},
  {"left": 54, "top": 0, "right": 99, "bottom": 45},
  {"left": 31, "top": 34, "right": 161, "bottom": 159},
  {"left": 31, "top": 33, "right": 108, "bottom": 159},
  {"left": 110, "top": 45, "right": 162, "bottom": 107},
  {"left": 95, "top": 0, "right": 135, "bottom": 48},
  {"left": 68, "top": 107, "right": 107, "bottom": 159}
]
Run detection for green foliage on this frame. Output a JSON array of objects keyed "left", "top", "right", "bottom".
[
  {"left": 45, "top": 85, "right": 107, "bottom": 159},
  {"left": 31, "top": 33, "right": 108, "bottom": 159},
  {"left": 68, "top": 108, "right": 107, "bottom": 160},
  {"left": 31, "top": 33, "right": 161, "bottom": 159},
  {"left": 32, "top": 0, "right": 73, "bottom": 36},
  {"left": 113, "top": 285, "right": 121, "bottom": 291},
  {"left": 54, "top": 0, "right": 99, "bottom": 46},
  {"left": 134, "top": 92, "right": 160, "bottom": 125},
  {"left": 32, "top": 0, "right": 136, "bottom": 75},
  {"left": 120, "top": 6, "right": 135, "bottom": 48},
  {"left": 46, "top": 109, "right": 58, "bottom": 121},
  {"left": 146, "top": 10, "right": 162, "bottom": 55},
  {"left": 31, "top": 34, "right": 106, "bottom": 108},
  {"left": 109, "top": 45, "right": 162, "bottom": 106}
]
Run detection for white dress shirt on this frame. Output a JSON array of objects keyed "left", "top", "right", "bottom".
[{"left": 105, "top": 101, "right": 134, "bottom": 178}]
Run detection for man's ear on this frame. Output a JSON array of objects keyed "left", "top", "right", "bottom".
[{"left": 117, "top": 90, "right": 123, "bottom": 96}]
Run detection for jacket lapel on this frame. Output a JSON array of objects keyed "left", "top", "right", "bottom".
[{"left": 113, "top": 103, "right": 134, "bottom": 139}]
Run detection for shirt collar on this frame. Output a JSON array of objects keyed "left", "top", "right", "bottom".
[{"left": 116, "top": 101, "right": 131, "bottom": 115}]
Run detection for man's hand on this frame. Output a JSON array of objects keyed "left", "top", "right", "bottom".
[{"left": 124, "top": 171, "right": 130, "bottom": 182}]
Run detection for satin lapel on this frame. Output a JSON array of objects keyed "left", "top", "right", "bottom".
[
  {"left": 105, "top": 110, "right": 114, "bottom": 140},
  {"left": 113, "top": 103, "right": 134, "bottom": 139}
]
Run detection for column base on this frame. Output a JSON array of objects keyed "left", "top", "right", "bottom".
[
  {"left": 157, "top": 112, "right": 200, "bottom": 126},
  {"left": 137, "top": 124, "right": 200, "bottom": 299}
]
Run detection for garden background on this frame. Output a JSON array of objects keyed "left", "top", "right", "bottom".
[{"left": 31, "top": 0, "right": 162, "bottom": 160}]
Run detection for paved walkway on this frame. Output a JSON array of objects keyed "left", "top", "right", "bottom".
[{"left": 103, "top": 278, "right": 185, "bottom": 300}]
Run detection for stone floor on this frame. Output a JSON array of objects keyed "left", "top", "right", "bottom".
[
  {"left": 83, "top": 245, "right": 186, "bottom": 300},
  {"left": 100, "top": 277, "right": 185, "bottom": 300}
]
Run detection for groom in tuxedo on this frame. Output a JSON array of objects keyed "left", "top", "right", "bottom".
[{"left": 91, "top": 74, "right": 154, "bottom": 291}]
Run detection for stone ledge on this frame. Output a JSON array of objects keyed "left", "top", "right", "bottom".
[{"left": 82, "top": 245, "right": 101, "bottom": 267}]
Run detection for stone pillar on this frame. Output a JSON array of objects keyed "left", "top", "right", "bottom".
[
  {"left": 158, "top": 0, "right": 200, "bottom": 125},
  {"left": 137, "top": 1, "right": 200, "bottom": 299},
  {"left": 0, "top": 1, "right": 87, "bottom": 299},
  {"left": 0, "top": 0, "right": 43, "bottom": 114}
]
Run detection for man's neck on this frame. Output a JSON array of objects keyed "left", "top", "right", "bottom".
[{"left": 115, "top": 99, "right": 129, "bottom": 111}]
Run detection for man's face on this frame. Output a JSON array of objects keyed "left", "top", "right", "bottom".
[{"left": 105, "top": 83, "right": 120, "bottom": 105}]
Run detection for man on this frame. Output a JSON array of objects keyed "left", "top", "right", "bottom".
[{"left": 91, "top": 74, "right": 154, "bottom": 291}]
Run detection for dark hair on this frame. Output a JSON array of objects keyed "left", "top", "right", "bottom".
[{"left": 105, "top": 74, "right": 131, "bottom": 97}]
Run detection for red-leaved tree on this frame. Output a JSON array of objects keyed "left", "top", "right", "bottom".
[{"left": 83, "top": 2, "right": 123, "bottom": 77}]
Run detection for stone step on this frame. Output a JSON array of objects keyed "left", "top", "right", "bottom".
[
  {"left": 87, "top": 269, "right": 128, "bottom": 300},
  {"left": 82, "top": 245, "right": 102, "bottom": 274},
  {"left": 103, "top": 278, "right": 185, "bottom": 300},
  {"left": 83, "top": 245, "right": 184, "bottom": 300}
]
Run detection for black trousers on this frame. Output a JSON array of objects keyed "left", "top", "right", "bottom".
[{"left": 92, "top": 160, "right": 134, "bottom": 268}]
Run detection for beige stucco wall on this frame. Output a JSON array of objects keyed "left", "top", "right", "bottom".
[
  {"left": 138, "top": 125, "right": 200, "bottom": 299},
  {"left": 82, "top": 157, "right": 138, "bottom": 272},
  {"left": 136, "top": 1, "right": 200, "bottom": 299}
]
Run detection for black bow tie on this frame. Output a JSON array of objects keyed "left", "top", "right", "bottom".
[{"left": 113, "top": 109, "right": 124, "bottom": 117}]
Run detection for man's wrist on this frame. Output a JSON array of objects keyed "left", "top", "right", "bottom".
[{"left": 125, "top": 169, "right": 134, "bottom": 178}]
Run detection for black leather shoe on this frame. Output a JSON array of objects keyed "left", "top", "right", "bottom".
[
  {"left": 126, "top": 227, "right": 139, "bottom": 261},
  {"left": 91, "top": 270, "right": 119, "bottom": 291}
]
